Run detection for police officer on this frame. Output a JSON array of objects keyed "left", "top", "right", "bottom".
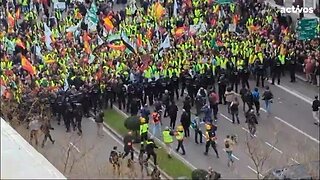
[
  {"left": 82, "top": 88, "right": 91, "bottom": 117},
  {"left": 240, "top": 67, "right": 250, "bottom": 89},
  {"left": 105, "top": 82, "right": 114, "bottom": 109},
  {"left": 230, "top": 66, "right": 240, "bottom": 93},
  {"left": 175, "top": 125, "right": 186, "bottom": 155},
  {"left": 56, "top": 92, "right": 65, "bottom": 125},
  {"left": 272, "top": 55, "right": 282, "bottom": 85},
  {"left": 134, "top": 81, "right": 144, "bottom": 105},
  {"left": 64, "top": 99, "right": 74, "bottom": 132},
  {"left": 159, "top": 76, "right": 167, "bottom": 100},
  {"left": 255, "top": 59, "right": 265, "bottom": 87},
  {"left": 140, "top": 117, "right": 149, "bottom": 148},
  {"left": 204, "top": 124, "right": 219, "bottom": 158},
  {"left": 185, "top": 73, "right": 194, "bottom": 106},
  {"left": 143, "top": 78, "right": 150, "bottom": 105},
  {"left": 145, "top": 138, "right": 159, "bottom": 165},
  {"left": 90, "top": 81, "right": 100, "bottom": 115},
  {"left": 118, "top": 83, "right": 127, "bottom": 110},
  {"left": 73, "top": 102, "right": 83, "bottom": 136},
  {"left": 149, "top": 77, "right": 158, "bottom": 105},
  {"left": 127, "top": 83, "right": 135, "bottom": 112},
  {"left": 171, "top": 72, "right": 180, "bottom": 100},
  {"left": 218, "top": 74, "right": 227, "bottom": 104},
  {"left": 288, "top": 50, "right": 297, "bottom": 82}
]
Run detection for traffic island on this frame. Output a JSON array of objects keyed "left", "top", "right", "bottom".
[{"left": 103, "top": 109, "right": 193, "bottom": 179}]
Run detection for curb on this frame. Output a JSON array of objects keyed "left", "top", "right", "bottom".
[{"left": 102, "top": 108, "right": 173, "bottom": 180}]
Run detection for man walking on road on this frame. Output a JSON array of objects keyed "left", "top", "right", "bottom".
[
  {"left": 95, "top": 111, "right": 104, "bottom": 137},
  {"left": 312, "top": 95, "right": 320, "bottom": 126},
  {"left": 224, "top": 135, "right": 235, "bottom": 167},
  {"left": 262, "top": 86, "right": 273, "bottom": 115}
]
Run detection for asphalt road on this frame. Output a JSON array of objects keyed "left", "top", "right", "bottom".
[
  {"left": 113, "top": 73, "right": 320, "bottom": 179},
  {"left": 15, "top": 117, "right": 146, "bottom": 179}
]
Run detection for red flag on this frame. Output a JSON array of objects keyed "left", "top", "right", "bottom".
[
  {"left": 7, "top": 11, "right": 15, "bottom": 27},
  {"left": 21, "top": 55, "right": 36, "bottom": 75},
  {"left": 83, "top": 32, "right": 91, "bottom": 42},
  {"left": 136, "top": 34, "right": 143, "bottom": 47},
  {"left": 174, "top": 27, "right": 185, "bottom": 38},
  {"left": 146, "top": 29, "right": 153, "bottom": 40},
  {"left": 103, "top": 16, "right": 114, "bottom": 31},
  {"left": 154, "top": 2, "right": 165, "bottom": 20},
  {"left": 15, "top": 8, "right": 20, "bottom": 19},
  {"left": 107, "top": 44, "right": 126, "bottom": 51}
]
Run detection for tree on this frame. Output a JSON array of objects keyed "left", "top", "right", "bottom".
[
  {"left": 124, "top": 116, "right": 140, "bottom": 142},
  {"left": 245, "top": 133, "right": 277, "bottom": 180}
]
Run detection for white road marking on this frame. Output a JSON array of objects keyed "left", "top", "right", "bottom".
[
  {"left": 219, "top": 113, "right": 233, "bottom": 123},
  {"left": 290, "top": 158, "right": 299, "bottom": 164},
  {"left": 260, "top": 108, "right": 267, "bottom": 112},
  {"left": 69, "top": 142, "right": 80, "bottom": 153},
  {"left": 265, "top": 141, "right": 283, "bottom": 154},
  {"left": 241, "top": 127, "right": 257, "bottom": 137},
  {"left": 275, "top": 116, "right": 319, "bottom": 144},
  {"left": 273, "top": 83, "right": 313, "bottom": 105},
  {"left": 247, "top": 165, "right": 264, "bottom": 178},
  {"left": 222, "top": 149, "right": 240, "bottom": 161}
]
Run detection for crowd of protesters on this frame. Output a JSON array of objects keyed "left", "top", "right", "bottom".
[{"left": 0, "top": 0, "right": 319, "bottom": 176}]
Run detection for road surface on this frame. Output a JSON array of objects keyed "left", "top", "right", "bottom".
[{"left": 114, "top": 73, "right": 320, "bottom": 179}]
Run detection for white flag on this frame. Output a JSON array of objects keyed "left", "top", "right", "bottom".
[
  {"left": 173, "top": 0, "right": 178, "bottom": 18},
  {"left": 160, "top": 34, "right": 171, "bottom": 50},
  {"left": 44, "top": 23, "right": 52, "bottom": 50},
  {"left": 63, "top": 76, "right": 69, "bottom": 91}
]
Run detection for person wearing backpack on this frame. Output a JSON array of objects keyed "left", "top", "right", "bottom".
[
  {"left": 224, "top": 135, "right": 235, "bottom": 167},
  {"left": 252, "top": 88, "right": 260, "bottom": 116},
  {"left": 262, "top": 86, "right": 273, "bottom": 114}
]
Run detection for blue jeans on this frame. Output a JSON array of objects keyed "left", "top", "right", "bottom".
[
  {"left": 226, "top": 151, "right": 233, "bottom": 164},
  {"left": 152, "top": 123, "right": 161, "bottom": 138},
  {"left": 265, "top": 100, "right": 271, "bottom": 114}
]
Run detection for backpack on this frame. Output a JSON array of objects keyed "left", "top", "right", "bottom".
[
  {"left": 263, "top": 91, "right": 273, "bottom": 100},
  {"left": 252, "top": 91, "right": 260, "bottom": 101},
  {"left": 225, "top": 141, "right": 230, "bottom": 149}
]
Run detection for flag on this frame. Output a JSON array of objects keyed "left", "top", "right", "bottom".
[
  {"left": 121, "top": 32, "right": 136, "bottom": 53},
  {"left": 214, "top": 5, "right": 220, "bottom": 13},
  {"left": 85, "top": 1, "right": 99, "bottom": 32},
  {"left": 174, "top": 27, "right": 185, "bottom": 38},
  {"left": 233, "top": 15, "right": 239, "bottom": 24},
  {"left": 44, "top": 23, "right": 53, "bottom": 50},
  {"left": 146, "top": 29, "right": 153, "bottom": 40},
  {"left": 97, "top": 35, "right": 104, "bottom": 45},
  {"left": 83, "top": 32, "right": 91, "bottom": 42},
  {"left": 159, "top": 34, "right": 171, "bottom": 50},
  {"left": 106, "top": 33, "right": 121, "bottom": 43},
  {"left": 136, "top": 34, "right": 143, "bottom": 47},
  {"left": 15, "top": 38, "right": 25, "bottom": 49},
  {"left": 63, "top": 76, "right": 69, "bottom": 91},
  {"left": 154, "top": 2, "right": 165, "bottom": 20},
  {"left": 7, "top": 11, "right": 14, "bottom": 27},
  {"left": 173, "top": 0, "right": 178, "bottom": 18},
  {"left": 95, "top": 68, "right": 102, "bottom": 81},
  {"left": 15, "top": 8, "right": 20, "bottom": 19},
  {"left": 107, "top": 43, "right": 126, "bottom": 51},
  {"left": 103, "top": 16, "right": 114, "bottom": 31},
  {"left": 84, "top": 41, "right": 91, "bottom": 54},
  {"left": 66, "top": 20, "right": 82, "bottom": 32},
  {"left": 21, "top": 55, "right": 36, "bottom": 75},
  {"left": 158, "top": 34, "right": 171, "bottom": 56}
]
